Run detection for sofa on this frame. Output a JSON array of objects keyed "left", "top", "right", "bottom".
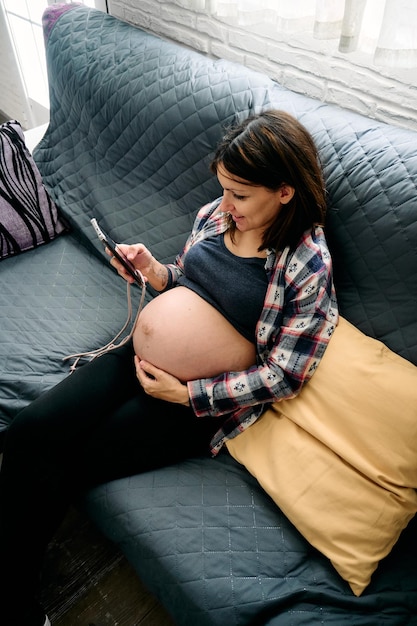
[{"left": 1, "top": 3, "right": 417, "bottom": 624}]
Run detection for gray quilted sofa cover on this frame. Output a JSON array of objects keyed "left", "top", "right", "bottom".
[{"left": 1, "top": 4, "right": 417, "bottom": 625}]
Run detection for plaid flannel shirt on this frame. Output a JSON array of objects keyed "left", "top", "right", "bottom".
[{"left": 166, "top": 198, "right": 339, "bottom": 455}]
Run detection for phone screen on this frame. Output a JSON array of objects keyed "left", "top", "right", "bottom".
[{"left": 91, "top": 218, "right": 145, "bottom": 287}]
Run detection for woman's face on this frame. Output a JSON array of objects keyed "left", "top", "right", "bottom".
[{"left": 216, "top": 165, "right": 294, "bottom": 237}]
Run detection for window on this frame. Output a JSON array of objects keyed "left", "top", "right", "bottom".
[{"left": 2, "top": 0, "right": 108, "bottom": 126}]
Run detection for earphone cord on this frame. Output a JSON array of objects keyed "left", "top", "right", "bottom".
[{"left": 63, "top": 280, "right": 147, "bottom": 373}]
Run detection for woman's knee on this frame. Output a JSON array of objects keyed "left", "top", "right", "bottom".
[{"left": 4, "top": 403, "right": 50, "bottom": 457}]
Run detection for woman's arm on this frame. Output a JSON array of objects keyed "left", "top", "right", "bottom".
[
  {"left": 188, "top": 228, "right": 339, "bottom": 418},
  {"left": 109, "top": 199, "right": 224, "bottom": 292}
]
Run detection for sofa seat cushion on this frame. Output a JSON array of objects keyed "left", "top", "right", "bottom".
[
  {"left": 0, "top": 233, "right": 135, "bottom": 437},
  {"left": 83, "top": 453, "right": 417, "bottom": 626}
]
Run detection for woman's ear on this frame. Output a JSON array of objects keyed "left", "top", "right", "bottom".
[{"left": 278, "top": 184, "right": 295, "bottom": 205}]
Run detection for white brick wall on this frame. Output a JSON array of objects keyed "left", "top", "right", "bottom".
[{"left": 109, "top": 0, "right": 417, "bottom": 132}]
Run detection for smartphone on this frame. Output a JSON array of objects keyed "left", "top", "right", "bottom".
[{"left": 91, "top": 218, "right": 145, "bottom": 287}]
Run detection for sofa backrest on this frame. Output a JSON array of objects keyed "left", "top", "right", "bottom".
[
  {"left": 35, "top": 5, "right": 417, "bottom": 366},
  {"left": 36, "top": 5, "right": 273, "bottom": 261}
]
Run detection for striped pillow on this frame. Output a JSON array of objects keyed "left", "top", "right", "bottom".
[{"left": 0, "top": 120, "right": 66, "bottom": 259}]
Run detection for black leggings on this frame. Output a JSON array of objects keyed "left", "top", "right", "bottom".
[{"left": 0, "top": 342, "right": 224, "bottom": 623}]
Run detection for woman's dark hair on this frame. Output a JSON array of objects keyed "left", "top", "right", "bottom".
[{"left": 210, "top": 109, "right": 326, "bottom": 252}]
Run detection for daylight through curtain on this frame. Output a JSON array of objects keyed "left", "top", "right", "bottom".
[{"left": 210, "top": 0, "right": 417, "bottom": 68}]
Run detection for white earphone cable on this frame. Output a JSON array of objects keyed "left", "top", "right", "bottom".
[{"left": 63, "top": 280, "right": 146, "bottom": 372}]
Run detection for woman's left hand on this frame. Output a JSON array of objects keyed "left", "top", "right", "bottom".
[{"left": 134, "top": 356, "right": 190, "bottom": 406}]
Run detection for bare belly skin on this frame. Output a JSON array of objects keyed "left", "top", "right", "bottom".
[{"left": 133, "top": 286, "right": 256, "bottom": 381}]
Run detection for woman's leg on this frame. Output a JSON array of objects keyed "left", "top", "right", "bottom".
[
  {"left": 0, "top": 342, "right": 222, "bottom": 625},
  {"left": 0, "top": 343, "right": 138, "bottom": 624}
]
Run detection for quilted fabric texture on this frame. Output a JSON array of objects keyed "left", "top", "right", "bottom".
[
  {"left": 0, "top": 232, "right": 137, "bottom": 438},
  {"left": 0, "top": 4, "right": 416, "bottom": 625},
  {"left": 83, "top": 454, "right": 417, "bottom": 625},
  {"left": 35, "top": 5, "right": 273, "bottom": 266}
]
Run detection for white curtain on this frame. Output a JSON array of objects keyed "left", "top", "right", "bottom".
[
  {"left": 210, "top": 0, "right": 417, "bottom": 68},
  {"left": 374, "top": 0, "right": 417, "bottom": 68}
]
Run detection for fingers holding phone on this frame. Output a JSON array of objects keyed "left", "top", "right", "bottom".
[
  {"left": 91, "top": 218, "right": 146, "bottom": 287},
  {"left": 107, "top": 243, "right": 148, "bottom": 285},
  {"left": 107, "top": 245, "right": 133, "bottom": 283}
]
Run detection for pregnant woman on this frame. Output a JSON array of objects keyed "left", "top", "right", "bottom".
[{"left": 0, "top": 109, "right": 338, "bottom": 626}]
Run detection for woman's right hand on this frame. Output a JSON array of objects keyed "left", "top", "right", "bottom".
[
  {"left": 107, "top": 243, "right": 171, "bottom": 291},
  {"left": 107, "top": 243, "right": 153, "bottom": 284}
]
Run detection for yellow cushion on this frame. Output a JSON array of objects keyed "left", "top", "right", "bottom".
[{"left": 226, "top": 317, "right": 417, "bottom": 596}]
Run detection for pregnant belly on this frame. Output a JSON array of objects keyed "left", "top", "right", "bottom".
[{"left": 133, "top": 286, "right": 256, "bottom": 381}]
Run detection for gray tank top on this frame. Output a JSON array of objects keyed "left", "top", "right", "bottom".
[{"left": 178, "top": 234, "right": 268, "bottom": 342}]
